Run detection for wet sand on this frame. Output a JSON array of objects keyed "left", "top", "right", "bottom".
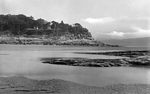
[{"left": 0, "top": 76, "right": 150, "bottom": 94}]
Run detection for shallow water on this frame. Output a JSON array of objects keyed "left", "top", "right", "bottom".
[{"left": 0, "top": 45, "right": 150, "bottom": 86}]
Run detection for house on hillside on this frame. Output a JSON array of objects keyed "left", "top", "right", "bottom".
[{"left": 26, "top": 27, "right": 39, "bottom": 31}]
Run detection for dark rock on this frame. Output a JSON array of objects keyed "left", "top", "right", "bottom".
[{"left": 40, "top": 51, "right": 150, "bottom": 67}]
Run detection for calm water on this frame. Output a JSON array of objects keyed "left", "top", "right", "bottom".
[{"left": 0, "top": 45, "right": 150, "bottom": 86}]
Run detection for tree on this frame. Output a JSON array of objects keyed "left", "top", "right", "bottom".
[{"left": 0, "top": 14, "right": 90, "bottom": 37}]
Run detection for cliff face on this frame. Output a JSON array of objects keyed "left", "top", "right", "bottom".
[
  {"left": 45, "top": 32, "right": 94, "bottom": 40},
  {"left": 0, "top": 36, "right": 120, "bottom": 47},
  {"left": 0, "top": 28, "right": 119, "bottom": 47}
]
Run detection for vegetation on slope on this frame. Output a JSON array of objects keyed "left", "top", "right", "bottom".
[
  {"left": 0, "top": 14, "right": 120, "bottom": 47},
  {"left": 0, "top": 14, "right": 92, "bottom": 40}
]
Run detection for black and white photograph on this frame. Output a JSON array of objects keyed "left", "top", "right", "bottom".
[{"left": 0, "top": 0, "right": 150, "bottom": 94}]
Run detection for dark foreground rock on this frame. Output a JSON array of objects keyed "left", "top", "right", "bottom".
[
  {"left": 126, "top": 57, "right": 150, "bottom": 65},
  {"left": 76, "top": 50, "right": 150, "bottom": 58},
  {"left": 0, "top": 76, "right": 150, "bottom": 94},
  {"left": 41, "top": 57, "right": 131, "bottom": 67},
  {"left": 41, "top": 57, "right": 150, "bottom": 67},
  {"left": 41, "top": 50, "right": 150, "bottom": 67}
]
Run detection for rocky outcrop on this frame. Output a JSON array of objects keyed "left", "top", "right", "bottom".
[
  {"left": 41, "top": 57, "right": 150, "bottom": 67},
  {"left": 53, "top": 32, "right": 94, "bottom": 40},
  {"left": 0, "top": 36, "right": 120, "bottom": 47},
  {"left": 41, "top": 50, "right": 150, "bottom": 67},
  {"left": 77, "top": 50, "right": 150, "bottom": 58},
  {"left": 77, "top": 50, "right": 150, "bottom": 66},
  {"left": 125, "top": 57, "right": 150, "bottom": 65},
  {"left": 41, "top": 58, "right": 131, "bottom": 67},
  {"left": 0, "top": 14, "right": 121, "bottom": 47}
]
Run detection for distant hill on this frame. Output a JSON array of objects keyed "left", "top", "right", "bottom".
[{"left": 101, "top": 37, "right": 150, "bottom": 47}]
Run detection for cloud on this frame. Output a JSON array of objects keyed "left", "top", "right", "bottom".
[
  {"left": 104, "top": 27, "right": 150, "bottom": 39},
  {"left": 82, "top": 17, "right": 115, "bottom": 24},
  {"left": 127, "top": 26, "right": 150, "bottom": 38},
  {"left": 80, "top": 15, "right": 150, "bottom": 40},
  {"left": 107, "top": 31, "right": 125, "bottom": 37}
]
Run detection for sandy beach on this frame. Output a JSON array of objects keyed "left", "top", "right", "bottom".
[{"left": 0, "top": 76, "right": 150, "bottom": 94}]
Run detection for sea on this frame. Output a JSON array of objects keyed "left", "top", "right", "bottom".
[{"left": 0, "top": 44, "right": 150, "bottom": 87}]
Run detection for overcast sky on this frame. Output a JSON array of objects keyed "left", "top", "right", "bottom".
[{"left": 0, "top": 0, "right": 149, "bottom": 40}]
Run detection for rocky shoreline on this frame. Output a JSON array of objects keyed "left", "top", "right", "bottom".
[
  {"left": 41, "top": 50, "right": 150, "bottom": 67},
  {"left": 41, "top": 58, "right": 130, "bottom": 67},
  {"left": 76, "top": 50, "right": 150, "bottom": 58},
  {"left": 0, "top": 36, "right": 120, "bottom": 47},
  {"left": 0, "top": 76, "right": 150, "bottom": 94}
]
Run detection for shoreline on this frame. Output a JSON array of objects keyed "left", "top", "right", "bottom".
[
  {"left": 0, "top": 36, "right": 120, "bottom": 47},
  {"left": 0, "top": 76, "right": 150, "bottom": 94}
]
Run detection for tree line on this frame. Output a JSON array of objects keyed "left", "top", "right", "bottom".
[{"left": 0, "top": 14, "right": 90, "bottom": 36}]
